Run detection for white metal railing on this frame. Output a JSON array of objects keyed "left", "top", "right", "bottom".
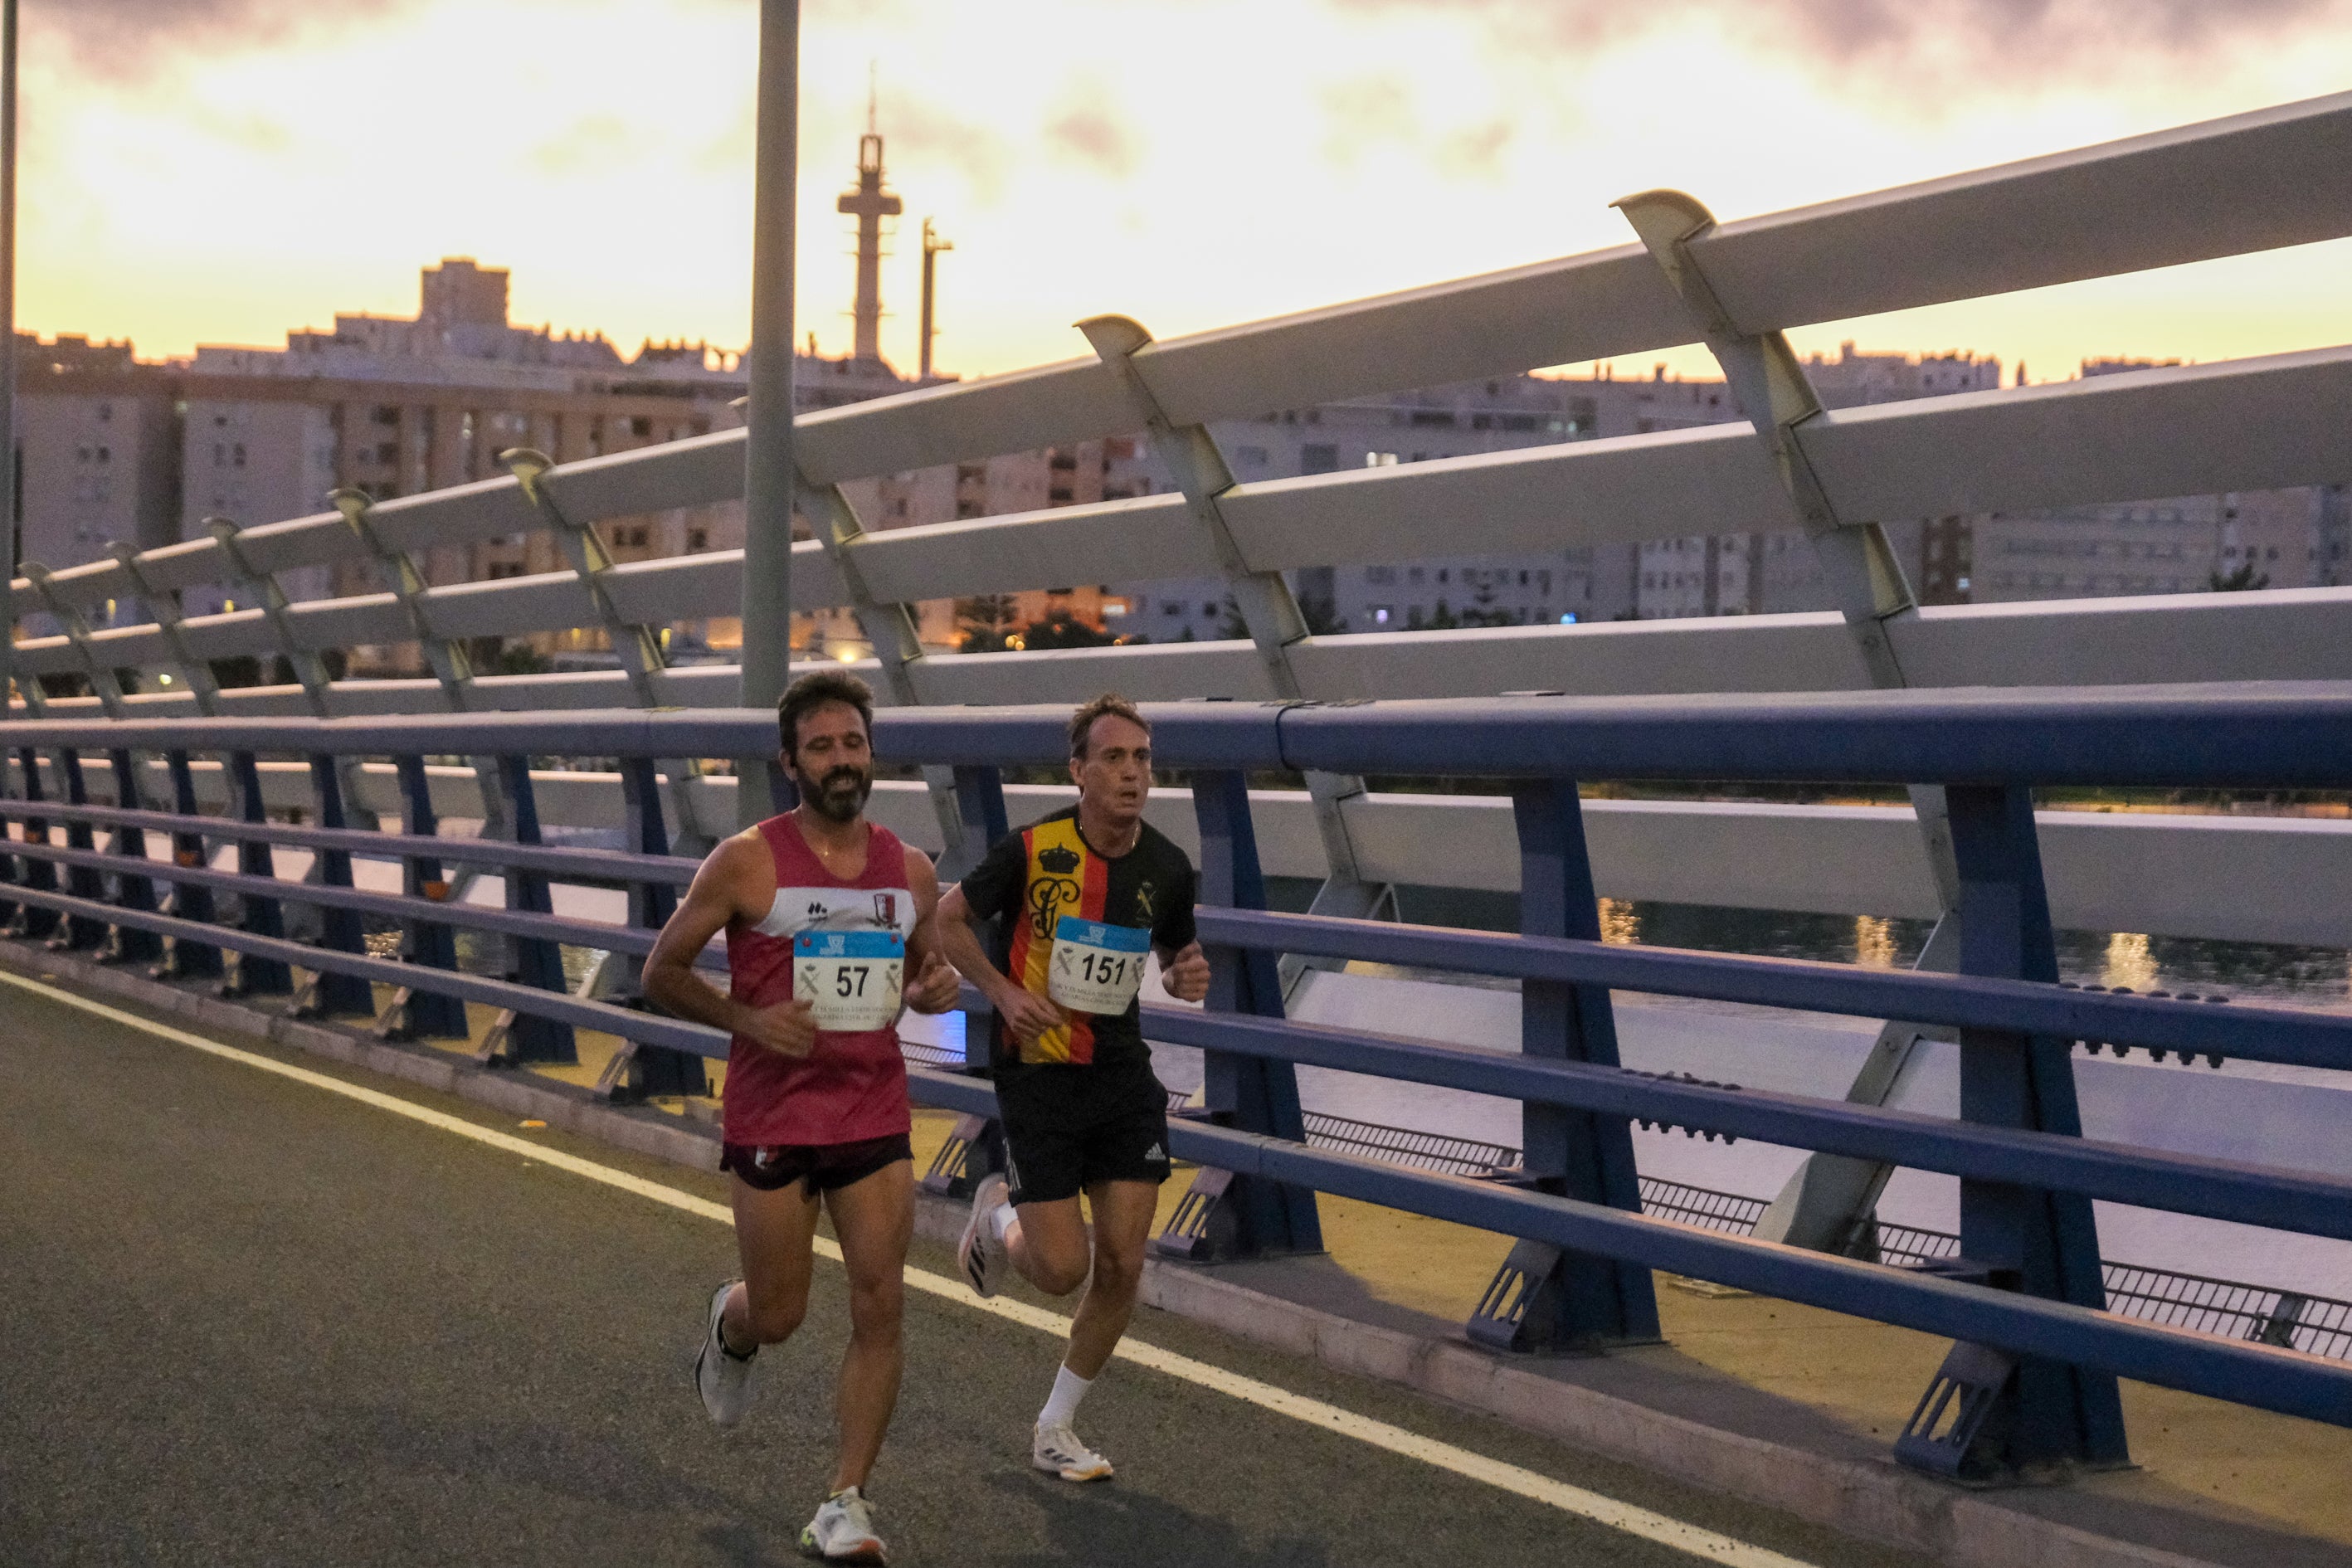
[{"left": 7, "top": 90, "right": 2352, "bottom": 942}]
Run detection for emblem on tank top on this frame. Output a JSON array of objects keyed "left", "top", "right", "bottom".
[{"left": 1030, "top": 844, "right": 1083, "bottom": 937}]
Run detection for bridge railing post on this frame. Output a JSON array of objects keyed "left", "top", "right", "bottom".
[
  {"left": 0, "top": 747, "right": 22, "bottom": 929},
  {"left": 921, "top": 763, "right": 1010, "bottom": 1199},
  {"left": 285, "top": 752, "right": 375, "bottom": 1019},
  {"left": 374, "top": 753, "right": 469, "bottom": 1041},
  {"left": 4, "top": 746, "right": 61, "bottom": 938},
  {"left": 1893, "top": 782, "right": 2130, "bottom": 1481},
  {"left": 474, "top": 753, "right": 577, "bottom": 1068},
  {"left": 217, "top": 750, "right": 291, "bottom": 996},
  {"left": 1155, "top": 767, "right": 1323, "bottom": 1263},
  {"left": 152, "top": 749, "right": 222, "bottom": 979},
  {"left": 100, "top": 747, "right": 162, "bottom": 966},
  {"left": 49, "top": 746, "right": 109, "bottom": 952},
  {"left": 1467, "top": 777, "right": 1661, "bottom": 1353},
  {"left": 592, "top": 754, "right": 706, "bottom": 1102}
]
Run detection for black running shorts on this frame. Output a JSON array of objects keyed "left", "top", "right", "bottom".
[
  {"left": 996, "top": 1069, "right": 1172, "bottom": 1206},
  {"left": 720, "top": 1132, "right": 913, "bottom": 1195}
]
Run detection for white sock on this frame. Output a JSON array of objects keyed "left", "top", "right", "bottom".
[
  {"left": 989, "top": 1202, "right": 1017, "bottom": 1244},
  {"left": 1038, "top": 1364, "right": 1092, "bottom": 1429}
]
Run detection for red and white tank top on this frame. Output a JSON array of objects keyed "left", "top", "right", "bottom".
[{"left": 721, "top": 815, "right": 916, "bottom": 1147}]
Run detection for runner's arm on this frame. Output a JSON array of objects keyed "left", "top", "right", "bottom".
[
  {"left": 936, "top": 883, "right": 1064, "bottom": 1043},
  {"left": 642, "top": 834, "right": 816, "bottom": 1056},
  {"left": 1155, "top": 860, "right": 1210, "bottom": 1001},
  {"left": 1157, "top": 940, "right": 1210, "bottom": 1002}
]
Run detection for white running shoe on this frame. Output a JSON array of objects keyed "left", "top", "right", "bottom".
[
  {"left": 958, "top": 1173, "right": 1010, "bottom": 1299},
  {"left": 799, "top": 1486, "right": 887, "bottom": 1564},
  {"left": 694, "top": 1280, "right": 757, "bottom": 1429},
  {"left": 1033, "top": 1420, "right": 1114, "bottom": 1483}
]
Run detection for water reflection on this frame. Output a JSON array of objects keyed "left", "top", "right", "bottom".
[
  {"left": 1597, "top": 897, "right": 1640, "bottom": 947},
  {"left": 1381, "top": 889, "right": 2352, "bottom": 1014},
  {"left": 1624, "top": 903, "right": 2352, "bottom": 1014},
  {"left": 2101, "top": 932, "right": 2160, "bottom": 991}
]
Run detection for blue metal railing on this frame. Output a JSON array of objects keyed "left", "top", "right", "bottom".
[{"left": 3, "top": 689, "right": 2350, "bottom": 1478}]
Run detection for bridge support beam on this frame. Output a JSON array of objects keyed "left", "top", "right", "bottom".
[
  {"left": 475, "top": 755, "right": 577, "bottom": 1067},
  {"left": 592, "top": 755, "right": 708, "bottom": 1102},
  {"left": 326, "top": 492, "right": 510, "bottom": 895},
  {"left": 374, "top": 753, "right": 469, "bottom": 1041},
  {"left": 1079, "top": 314, "right": 1391, "bottom": 991},
  {"left": 46, "top": 745, "right": 108, "bottom": 952},
  {"left": 100, "top": 747, "right": 163, "bottom": 967},
  {"left": 287, "top": 752, "right": 376, "bottom": 1019},
  {"left": 1893, "top": 784, "right": 2129, "bottom": 1480},
  {"left": 5, "top": 743, "right": 57, "bottom": 939},
  {"left": 919, "top": 763, "right": 1014, "bottom": 1195},
  {"left": 1156, "top": 768, "right": 1322, "bottom": 1263},
  {"left": 111, "top": 542, "right": 223, "bottom": 717},
  {"left": 217, "top": 750, "right": 290, "bottom": 996},
  {"left": 1468, "top": 779, "right": 1660, "bottom": 1352},
  {"left": 800, "top": 476, "right": 970, "bottom": 872},
  {"left": 1614, "top": 188, "right": 1964, "bottom": 1260},
  {"left": 504, "top": 448, "right": 716, "bottom": 862},
  {"left": 151, "top": 750, "right": 222, "bottom": 980}
]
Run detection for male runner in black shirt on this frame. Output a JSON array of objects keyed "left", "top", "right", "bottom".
[{"left": 935, "top": 693, "right": 1209, "bottom": 1482}]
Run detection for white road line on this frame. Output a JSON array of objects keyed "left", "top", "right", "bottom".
[{"left": 4, "top": 968, "right": 1819, "bottom": 1568}]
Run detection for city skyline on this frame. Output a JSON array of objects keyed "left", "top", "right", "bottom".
[{"left": 22, "top": 1, "right": 2352, "bottom": 385}]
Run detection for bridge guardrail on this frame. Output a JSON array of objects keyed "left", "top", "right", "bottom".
[
  {"left": 3, "top": 693, "right": 2350, "bottom": 1481},
  {"left": 11, "top": 91, "right": 2352, "bottom": 727}
]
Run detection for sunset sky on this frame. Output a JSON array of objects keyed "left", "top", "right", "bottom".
[{"left": 25, "top": 0, "right": 2352, "bottom": 386}]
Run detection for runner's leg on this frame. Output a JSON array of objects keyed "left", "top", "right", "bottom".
[
  {"left": 1006, "top": 1195, "right": 1092, "bottom": 1295},
  {"left": 821, "top": 1157, "right": 914, "bottom": 1493},
  {"left": 728, "top": 1171, "right": 821, "bottom": 1349},
  {"left": 1063, "top": 1178, "right": 1158, "bottom": 1378}
]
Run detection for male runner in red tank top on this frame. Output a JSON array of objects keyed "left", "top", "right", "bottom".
[{"left": 643, "top": 671, "right": 959, "bottom": 1566}]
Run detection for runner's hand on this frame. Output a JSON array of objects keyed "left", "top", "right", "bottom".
[
  {"left": 1161, "top": 941, "right": 1211, "bottom": 1003},
  {"left": 994, "top": 984, "right": 1065, "bottom": 1045},
  {"left": 740, "top": 997, "right": 817, "bottom": 1058},
  {"left": 905, "top": 951, "right": 962, "bottom": 1015}
]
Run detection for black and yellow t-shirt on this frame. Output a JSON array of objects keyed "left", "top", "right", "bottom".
[{"left": 957, "top": 807, "right": 1197, "bottom": 1079}]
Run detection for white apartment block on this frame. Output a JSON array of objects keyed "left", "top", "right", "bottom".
[
  {"left": 1972, "top": 489, "right": 2322, "bottom": 602},
  {"left": 15, "top": 387, "right": 179, "bottom": 608}
]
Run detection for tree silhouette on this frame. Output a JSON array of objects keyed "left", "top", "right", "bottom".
[{"left": 954, "top": 594, "right": 1020, "bottom": 653}]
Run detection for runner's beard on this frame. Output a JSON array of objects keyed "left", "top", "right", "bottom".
[{"left": 799, "top": 764, "right": 872, "bottom": 824}]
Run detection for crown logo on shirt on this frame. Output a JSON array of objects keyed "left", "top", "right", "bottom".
[{"left": 1039, "top": 845, "right": 1081, "bottom": 874}]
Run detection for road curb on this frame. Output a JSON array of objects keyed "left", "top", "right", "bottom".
[{"left": 0, "top": 939, "right": 2267, "bottom": 1568}]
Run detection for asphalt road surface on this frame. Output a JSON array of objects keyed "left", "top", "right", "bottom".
[{"left": 0, "top": 972, "right": 1928, "bottom": 1568}]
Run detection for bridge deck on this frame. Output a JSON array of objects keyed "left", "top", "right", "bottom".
[{"left": 0, "top": 977, "right": 1906, "bottom": 1568}]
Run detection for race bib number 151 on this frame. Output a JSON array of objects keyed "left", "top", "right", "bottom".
[
  {"left": 794, "top": 929, "right": 905, "bottom": 1033},
  {"left": 1048, "top": 917, "right": 1152, "bottom": 1015}
]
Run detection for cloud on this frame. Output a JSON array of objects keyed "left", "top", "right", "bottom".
[
  {"left": 1435, "top": 119, "right": 1513, "bottom": 181},
  {"left": 531, "top": 114, "right": 636, "bottom": 179},
  {"left": 180, "top": 102, "right": 297, "bottom": 158},
  {"left": 1329, "top": 0, "right": 2344, "bottom": 100},
  {"left": 1042, "top": 86, "right": 1142, "bottom": 178},
  {"left": 1318, "top": 74, "right": 1417, "bottom": 167},
  {"left": 885, "top": 98, "right": 1019, "bottom": 206},
  {"left": 28, "top": 0, "right": 428, "bottom": 81}
]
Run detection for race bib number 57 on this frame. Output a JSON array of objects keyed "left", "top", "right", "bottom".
[
  {"left": 794, "top": 929, "right": 905, "bottom": 1032},
  {"left": 1048, "top": 917, "right": 1152, "bottom": 1015}
]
